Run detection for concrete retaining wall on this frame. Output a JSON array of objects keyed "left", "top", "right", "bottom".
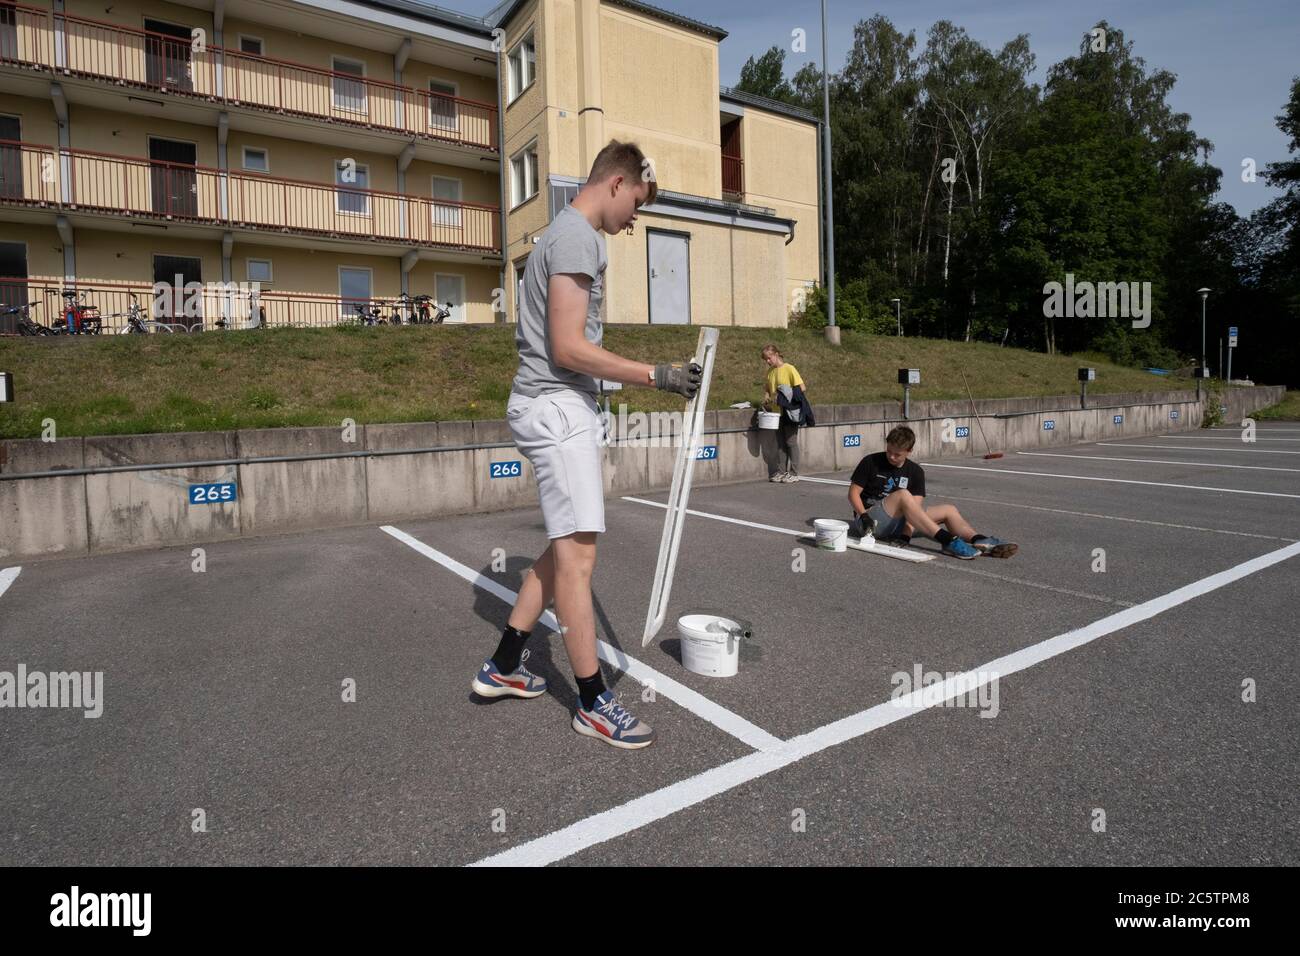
[{"left": 1, "top": 386, "right": 1286, "bottom": 563}]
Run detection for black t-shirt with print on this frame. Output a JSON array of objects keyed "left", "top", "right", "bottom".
[{"left": 849, "top": 452, "right": 926, "bottom": 502}]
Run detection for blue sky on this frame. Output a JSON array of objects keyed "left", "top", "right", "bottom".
[{"left": 464, "top": 0, "right": 1297, "bottom": 215}]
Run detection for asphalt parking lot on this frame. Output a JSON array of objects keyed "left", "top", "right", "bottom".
[{"left": 2, "top": 425, "right": 1297, "bottom": 866}]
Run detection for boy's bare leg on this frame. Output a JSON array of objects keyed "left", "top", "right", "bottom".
[
  {"left": 507, "top": 543, "right": 556, "bottom": 632},
  {"left": 884, "top": 492, "right": 976, "bottom": 539},
  {"left": 549, "top": 532, "right": 600, "bottom": 677}
]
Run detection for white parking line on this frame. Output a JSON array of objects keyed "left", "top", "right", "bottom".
[
  {"left": 1097, "top": 443, "right": 1300, "bottom": 455},
  {"left": 0, "top": 567, "right": 20, "bottom": 600},
  {"left": 1155, "top": 436, "right": 1300, "bottom": 442},
  {"left": 915, "top": 462, "right": 1300, "bottom": 500},
  {"left": 471, "top": 539, "right": 1300, "bottom": 866},
  {"left": 1018, "top": 452, "right": 1300, "bottom": 473},
  {"left": 380, "top": 525, "right": 783, "bottom": 754}
]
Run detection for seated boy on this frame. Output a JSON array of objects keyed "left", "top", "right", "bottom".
[{"left": 847, "top": 425, "right": 1018, "bottom": 559}]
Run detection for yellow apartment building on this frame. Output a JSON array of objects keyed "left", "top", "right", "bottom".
[{"left": 0, "top": 0, "right": 823, "bottom": 333}]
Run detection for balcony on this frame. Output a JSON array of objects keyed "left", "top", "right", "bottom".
[
  {"left": 0, "top": 4, "right": 498, "bottom": 152},
  {"left": 722, "top": 153, "right": 743, "bottom": 199},
  {"left": 0, "top": 139, "right": 501, "bottom": 252}
]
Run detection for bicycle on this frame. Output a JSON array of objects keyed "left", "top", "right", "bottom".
[
  {"left": 411, "top": 294, "right": 454, "bottom": 324},
  {"left": 112, "top": 293, "right": 174, "bottom": 334},
  {"left": 389, "top": 293, "right": 413, "bottom": 325},
  {"left": 54, "top": 289, "right": 103, "bottom": 335},
  {"left": 352, "top": 301, "right": 386, "bottom": 326},
  {"left": 4, "top": 301, "right": 58, "bottom": 336}
]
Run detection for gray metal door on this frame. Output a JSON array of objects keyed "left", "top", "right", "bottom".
[{"left": 647, "top": 230, "right": 690, "bottom": 325}]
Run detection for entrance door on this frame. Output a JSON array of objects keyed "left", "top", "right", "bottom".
[
  {"left": 153, "top": 254, "right": 202, "bottom": 321},
  {"left": 149, "top": 137, "right": 197, "bottom": 218},
  {"left": 144, "top": 18, "right": 194, "bottom": 91},
  {"left": 0, "top": 114, "right": 21, "bottom": 201},
  {"left": 647, "top": 230, "right": 690, "bottom": 325}
]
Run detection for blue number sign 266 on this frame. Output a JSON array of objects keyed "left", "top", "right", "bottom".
[{"left": 489, "top": 461, "right": 522, "bottom": 478}]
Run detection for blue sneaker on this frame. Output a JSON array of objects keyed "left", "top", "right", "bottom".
[
  {"left": 971, "top": 536, "right": 1018, "bottom": 558},
  {"left": 470, "top": 649, "right": 547, "bottom": 699},
  {"left": 572, "top": 691, "right": 655, "bottom": 749},
  {"left": 942, "top": 537, "right": 980, "bottom": 560}
]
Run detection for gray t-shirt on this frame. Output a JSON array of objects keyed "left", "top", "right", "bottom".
[{"left": 512, "top": 204, "right": 607, "bottom": 399}]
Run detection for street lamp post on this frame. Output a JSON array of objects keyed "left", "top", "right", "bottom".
[
  {"left": 891, "top": 297, "right": 901, "bottom": 336},
  {"left": 1197, "top": 288, "right": 1210, "bottom": 376}
]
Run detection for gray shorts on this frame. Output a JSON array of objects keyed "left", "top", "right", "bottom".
[
  {"left": 507, "top": 389, "right": 606, "bottom": 539},
  {"left": 866, "top": 500, "right": 907, "bottom": 539}
]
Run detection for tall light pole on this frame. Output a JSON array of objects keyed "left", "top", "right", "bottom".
[
  {"left": 891, "top": 297, "right": 901, "bottom": 336},
  {"left": 1197, "top": 288, "right": 1210, "bottom": 376},
  {"left": 820, "top": 0, "right": 837, "bottom": 345}
]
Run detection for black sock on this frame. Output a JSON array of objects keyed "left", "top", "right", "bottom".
[
  {"left": 934, "top": 529, "right": 955, "bottom": 546},
  {"left": 491, "top": 625, "right": 531, "bottom": 673},
  {"left": 971, "top": 534, "right": 988, "bottom": 544},
  {"left": 576, "top": 669, "right": 607, "bottom": 711}
]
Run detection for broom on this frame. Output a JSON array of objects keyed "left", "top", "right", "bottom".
[{"left": 959, "top": 368, "right": 1003, "bottom": 460}]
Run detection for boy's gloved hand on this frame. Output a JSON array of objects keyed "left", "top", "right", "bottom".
[
  {"left": 654, "top": 361, "right": 703, "bottom": 399},
  {"left": 849, "top": 512, "right": 875, "bottom": 538}
]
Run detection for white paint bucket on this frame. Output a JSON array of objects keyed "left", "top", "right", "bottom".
[
  {"left": 813, "top": 518, "right": 849, "bottom": 552},
  {"left": 757, "top": 410, "right": 781, "bottom": 430},
  {"left": 677, "top": 614, "right": 745, "bottom": 677}
]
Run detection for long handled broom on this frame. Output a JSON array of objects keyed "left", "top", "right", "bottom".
[{"left": 959, "top": 367, "right": 1003, "bottom": 460}]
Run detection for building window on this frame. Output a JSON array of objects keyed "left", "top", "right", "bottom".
[
  {"left": 429, "top": 79, "right": 459, "bottom": 133},
  {"left": 435, "top": 273, "right": 465, "bottom": 323},
  {"left": 508, "top": 34, "right": 535, "bottom": 103},
  {"left": 431, "top": 176, "right": 462, "bottom": 230},
  {"left": 239, "top": 35, "right": 264, "bottom": 56},
  {"left": 339, "top": 267, "right": 372, "bottom": 318},
  {"left": 332, "top": 57, "right": 367, "bottom": 113},
  {"left": 246, "top": 259, "right": 272, "bottom": 284},
  {"left": 510, "top": 144, "right": 538, "bottom": 208},
  {"left": 242, "top": 147, "right": 269, "bottom": 172},
  {"left": 335, "top": 161, "right": 370, "bottom": 215}
]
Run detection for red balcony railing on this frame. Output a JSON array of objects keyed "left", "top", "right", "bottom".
[
  {"left": 0, "top": 139, "right": 500, "bottom": 252},
  {"left": 0, "top": 4, "right": 498, "bottom": 151},
  {"left": 722, "top": 153, "right": 744, "bottom": 195}
]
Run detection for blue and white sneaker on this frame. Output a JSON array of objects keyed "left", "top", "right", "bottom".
[
  {"left": 971, "top": 536, "right": 1018, "bottom": 558},
  {"left": 572, "top": 691, "right": 655, "bottom": 749},
  {"left": 470, "top": 649, "right": 548, "bottom": 699},
  {"left": 942, "top": 537, "right": 980, "bottom": 560}
]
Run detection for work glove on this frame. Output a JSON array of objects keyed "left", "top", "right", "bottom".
[
  {"left": 654, "top": 361, "right": 703, "bottom": 400},
  {"left": 849, "top": 512, "right": 875, "bottom": 539}
]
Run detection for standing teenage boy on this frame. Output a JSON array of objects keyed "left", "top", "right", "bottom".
[
  {"left": 469, "top": 141, "right": 702, "bottom": 750},
  {"left": 848, "top": 426, "right": 1018, "bottom": 559}
]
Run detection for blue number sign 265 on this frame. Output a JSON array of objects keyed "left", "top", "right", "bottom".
[{"left": 189, "top": 483, "right": 236, "bottom": 504}]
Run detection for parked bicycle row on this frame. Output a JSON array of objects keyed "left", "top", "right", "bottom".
[{"left": 2, "top": 290, "right": 458, "bottom": 335}]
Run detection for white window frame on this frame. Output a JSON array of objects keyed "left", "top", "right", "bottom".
[
  {"left": 338, "top": 265, "right": 373, "bottom": 318},
  {"left": 246, "top": 258, "right": 273, "bottom": 284},
  {"left": 241, "top": 146, "right": 269, "bottom": 172},
  {"left": 507, "top": 33, "right": 535, "bottom": 103},
  {"left": 238, "top": 34, "right": 264, "bottom": 56},
  {"left": 509, "top": 142, "right": 538, "bottom": 209},
  {"left": 434, "top": 272, "right": 465, "bottom": 323},
  {"left": 428, "top": 78, "right": 460, "bottom": 133},
  {"left": 331, "top": 55, "right": 368, "bottom": 113},
  {"left": 335, "top": 160, "right": 370, "bottom": 216},
  {"left": 431, "top": 175, "right": 462, "bottom": 230}
]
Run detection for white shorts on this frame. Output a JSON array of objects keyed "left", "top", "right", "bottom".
[{"left": 507, "top": 389, "right": 606, "bottom": 538}]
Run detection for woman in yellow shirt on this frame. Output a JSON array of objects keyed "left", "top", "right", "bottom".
[{"left": 761, "top": 344, "right": 809, "bottom": 482}]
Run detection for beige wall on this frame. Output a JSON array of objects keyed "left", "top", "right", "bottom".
[
  {"left": 76, "top": 232, "right": 222, "bottom": 287},
  {"left": 0, "top": 95, "right": 59, "bottom": 147},
  {"left": 501, "top": 0, "right": 548, "bottom": 305}
]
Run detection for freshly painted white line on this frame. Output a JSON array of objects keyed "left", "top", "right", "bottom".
[
  {"left": 380, "top": 525, "right": 783, "bottom": 754},
  {"left": 0, "top": 567, "right": 20, "bottom": 600},
  {"left": 801, "top": 476, "right": 1296, "bottom": 541},
  {"left": 1097, "top": 443, "right": 1300, "bottom": 455},
  {"left": 911, "top": 462, "right": 1300, "bottom": 501},
  {"left": 1155, "top": 435, "right": 1300, "bottom": 442},
  {"left": 472, "top": 540, "right": 1300, "bottom": 866},
  {"left": 933, "top": 493, "right": 1296, "bottom": 542},
  {"left": 1018, "top": 451, "right": 1300, "bottom": 473},
  {"left": 1204, "top": 427, "right": 1300, "bottom": 432},
  {"left": 794, "top": 532, "right": 933, "bottom": 563}
]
